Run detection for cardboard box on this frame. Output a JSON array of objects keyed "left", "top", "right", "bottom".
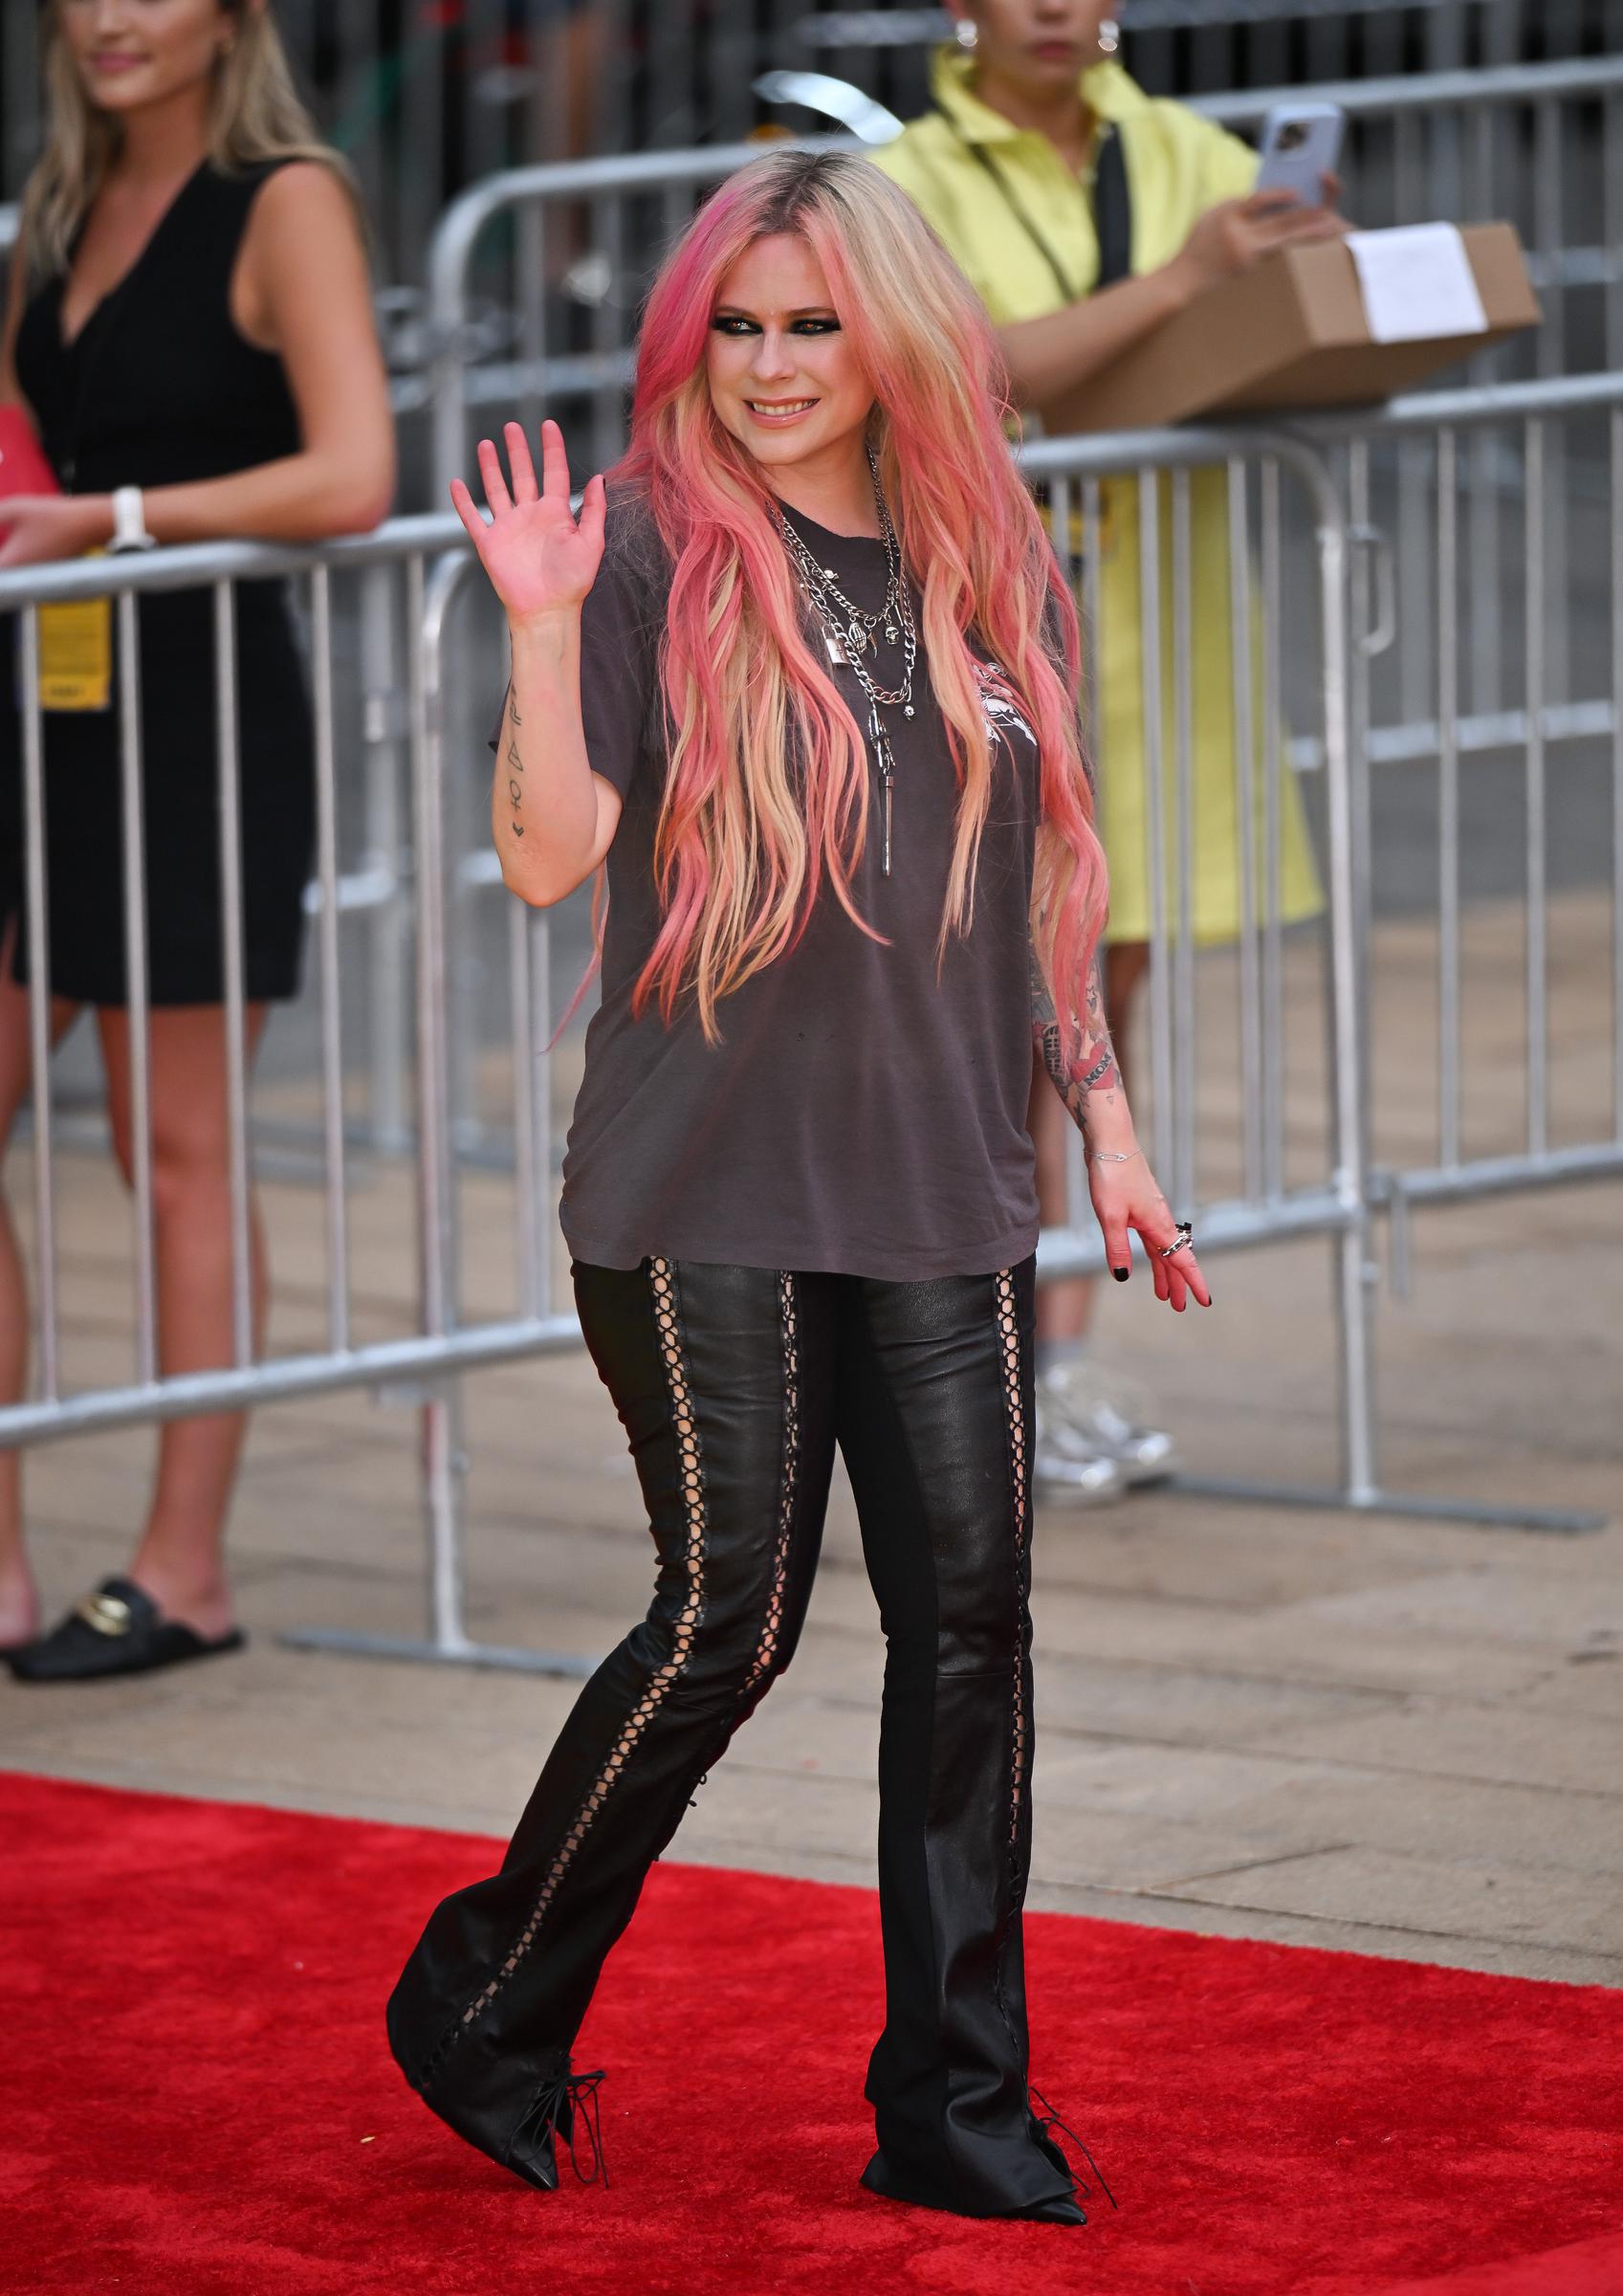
[{"left": 1041, "top": 222, "right": 1540, "bottom": 435}]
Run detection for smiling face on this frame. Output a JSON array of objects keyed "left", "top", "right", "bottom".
[
  {"left": 705, "top": 232, "right": 875, "bottom": 488},
  {"left": 58, "top": 0, "right": 238, "bottom": 120}
]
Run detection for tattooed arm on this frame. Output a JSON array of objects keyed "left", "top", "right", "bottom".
[
  {"left": 452, "top": 418, "right": 623, "bottom": 906},
  {"left": 489, "top": 612, "right": 621, "bottom": 905},
  {"left": 1029, "top": 938, "right": 1135, "bottom": 1153},
  {"left": 1030, "top": 931, "right": 1211, "bottom": 1309}
]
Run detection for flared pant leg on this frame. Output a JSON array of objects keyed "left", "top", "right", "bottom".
[
  {"left": 386, "top": 1256, "right": 837, "bottom": 2169},
  {"left": 835, "top": 1256, "right": 1073, "bottom": 2216}
]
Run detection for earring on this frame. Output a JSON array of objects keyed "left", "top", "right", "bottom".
[
  {"left": 954, "top": 17, "right": 978, "bottom": 51},
  {"left": 1097, "top": 15, "right": 1121, "bottom": 53}
]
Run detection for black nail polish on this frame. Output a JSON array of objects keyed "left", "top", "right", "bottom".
[{"left": 1112, "top": 1266, "right": 1130, "bottom": 1282}]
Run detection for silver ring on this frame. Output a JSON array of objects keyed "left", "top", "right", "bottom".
[{"left": 1156, "top": 1221, "right": 1195, "bottom": 1259}]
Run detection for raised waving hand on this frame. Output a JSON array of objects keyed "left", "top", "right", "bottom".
[
  {"left": 462, "top": 418, "right": 618, "bottom": 908},
  {"left": 450, "top": 417, "right": 606, "bottom": 626}
]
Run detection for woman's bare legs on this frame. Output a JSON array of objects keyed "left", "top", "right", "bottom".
[
  {"left": 97, "top": 1000, "right": 271, "bottom": 1642},
  {"left": 0, "top": 918, "right": 80, "bottom": 1645}
]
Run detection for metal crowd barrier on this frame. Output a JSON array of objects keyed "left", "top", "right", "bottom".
[
  {"left": 0, "top": 387, "right": 1612, "bottom": 1683},
  {"left": 424, "top": 54, "right": 1623, "bottom": 499},
  {"left": 1305, "top": 372, "right": 1623, "bottom": 1247},
  {"left": 1024, "top": 396, "right": 1609, "bottom": 1541},
  {"left": 7, "top": 1, "right": 1597, "bottom": 288},
  {"left": 7, "top": 47, "right": 1620, "bottom": 439},
  {"left": 0, "top": 520, "right": 593, "bottom": 1678},
  {"left": 1018, "top": 423, "right": 1373, "bottom": 1532}
]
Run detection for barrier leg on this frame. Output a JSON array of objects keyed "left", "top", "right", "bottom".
[
  {"left": 362, "top": 563, "right": 411, "bottom": 1157},
  {"left": 281, "top": 1374, "right": 597, "bottom": 1674}
]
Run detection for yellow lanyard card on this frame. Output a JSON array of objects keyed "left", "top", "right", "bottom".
[{"left": 38, "top": 549, "right": 112, "bottom": 712}]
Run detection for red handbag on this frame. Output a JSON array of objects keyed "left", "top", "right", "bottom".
[{"left": 0, "top": 405, "right": 60, "bottom": 529}]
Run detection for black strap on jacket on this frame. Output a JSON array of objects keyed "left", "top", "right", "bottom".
[
  {"left": 932, "top": 110, "right": 1133, "bottom": 302},
  {"left": 1092, "top": 124, "right": 1132, "bottom": 288}
]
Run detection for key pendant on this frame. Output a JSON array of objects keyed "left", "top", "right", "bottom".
[{"left": 870, "top": 703, "right": 896, "bottom": 876}]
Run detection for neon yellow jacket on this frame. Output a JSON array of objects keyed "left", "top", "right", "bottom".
[{"left": 871, "top": 50, "right": 1323, "bottom": 946}]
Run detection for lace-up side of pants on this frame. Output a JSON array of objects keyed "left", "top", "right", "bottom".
[
  {"left": 442, "top": 1257, "right": 709, "bottom": 2054},
  {"left": 737, "top": 1271, "right": 800, "bottom": 1707},
  {"left": 992, "top": 1268, "right": 1029, "bottom": 1871}
]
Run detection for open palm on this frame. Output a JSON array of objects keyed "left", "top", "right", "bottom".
[{"left": 450, "top": 417, "right": 606, "bottom": 626}]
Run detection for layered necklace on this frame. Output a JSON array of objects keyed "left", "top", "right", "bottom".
[{"left": 772, "top": 446, "right": 918, "bottom": 877}]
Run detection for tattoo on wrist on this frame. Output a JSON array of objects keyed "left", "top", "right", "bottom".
[
  {"left": 506, "top": 718, "right": 525, "bottom": 839},
  {"left": 1030, "top": 941, "right": 1123, "bottom": 1131}
]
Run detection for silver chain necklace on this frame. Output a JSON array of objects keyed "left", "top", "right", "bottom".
[{"left": 773, "top": 447, "right": 918, "bottom": 876}]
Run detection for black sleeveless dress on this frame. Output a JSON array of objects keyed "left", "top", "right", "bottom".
[{"left": 0, "top": 158, "right": 316, "bottom": 1006}]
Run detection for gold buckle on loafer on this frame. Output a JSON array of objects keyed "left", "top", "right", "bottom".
[{"left": 75, "top": 1591, "right": 134, "bottom": 1638}]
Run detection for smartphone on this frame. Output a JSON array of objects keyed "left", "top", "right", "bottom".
[{"left": 1254, "top": 102, "right": 1345, "bottom": 206}]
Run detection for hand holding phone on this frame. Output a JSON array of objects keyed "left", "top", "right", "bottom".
[{"left": 1255, "top": 102, "right": 1345, "bottom": 208}]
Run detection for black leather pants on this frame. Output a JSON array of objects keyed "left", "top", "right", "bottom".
[{"left": 387, "top": 1252, "right": 1074, "bottom": 2216}]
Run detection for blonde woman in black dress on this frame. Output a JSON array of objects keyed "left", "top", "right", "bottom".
[{"left": 0, "top": 0, "right": 393, "bottom": 1677}]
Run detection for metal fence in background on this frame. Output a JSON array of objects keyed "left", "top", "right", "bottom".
[
  {"left": 0, "top": 517, "right": 594, "bottom": 1677},
  {"left": 2, "top": 379, "right": 1615, "bottom": 1681},
  {"left": 5, "top": 52, "right": 1621, "bottom": 481},
  {"left": 4, "top": 2, "right": 1619, "bottom": 375},
  {"left": 1323, "top": 373, "right": 1623, "bottom": 1247},
  {"left": 790, "top": 1, "right": 1623, "bottom": 122},
  {"left": 424, "top": 54, "right": 1623, "bottom": 508},
  {"left": 1026, "top": 384, "right": 1622, "bottom": 1533}
]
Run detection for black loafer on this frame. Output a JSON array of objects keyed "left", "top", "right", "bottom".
[{"left": 5, "top": 1576, "right": 246, "bottom": 1684}]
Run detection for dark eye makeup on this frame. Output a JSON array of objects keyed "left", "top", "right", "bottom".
[{"left": 709, "top": 313, "right": 842, "bottom": 337}]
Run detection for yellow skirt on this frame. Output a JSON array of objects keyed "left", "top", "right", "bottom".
[{"left": 1079, "top": 469, "right": 1324, "bottom": 947}]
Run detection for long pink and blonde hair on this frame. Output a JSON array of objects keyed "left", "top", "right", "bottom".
[{"left": 616, "top": 146, "right": 1108, "bottom": 1057}]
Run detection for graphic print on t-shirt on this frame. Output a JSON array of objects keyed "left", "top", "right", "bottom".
[{"left": 972, "top": 658, "right": 1038, "bottom": 754}]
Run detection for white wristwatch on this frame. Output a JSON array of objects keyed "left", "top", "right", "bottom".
[{"left": 108, "top": 484, "right": 159, "bottom": 553}]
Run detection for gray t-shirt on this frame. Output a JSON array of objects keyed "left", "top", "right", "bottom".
[{"left": 514, "top": 488, "right": 1047, "bottom": 1282}]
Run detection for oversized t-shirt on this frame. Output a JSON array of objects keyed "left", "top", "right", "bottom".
[{"left": 513, "top": 487, "right": 1053, "bottom": 1283}]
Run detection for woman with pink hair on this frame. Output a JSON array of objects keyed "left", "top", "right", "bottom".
[{"left": 387, "top": 146, "right": 1207, "bottom": 2224}]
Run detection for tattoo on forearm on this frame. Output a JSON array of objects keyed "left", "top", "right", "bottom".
[
  {"left": 1030, "top": 940, "right": 1122, "bottom": 1134},
  {"left": 505, "top": 709, "right": 525, "bottom": 839}
]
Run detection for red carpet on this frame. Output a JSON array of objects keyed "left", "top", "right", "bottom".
[{"left": 3, "top": 1771, "right": 1619, "bottom": 2296}]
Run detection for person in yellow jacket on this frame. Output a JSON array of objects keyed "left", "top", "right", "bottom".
[{"left": 871, "top": 0, "right": 1341, "bottom": 1500}]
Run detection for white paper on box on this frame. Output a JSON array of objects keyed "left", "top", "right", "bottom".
[{"left": 1345, "top": 224, "right": 1489, "bottom": 344}]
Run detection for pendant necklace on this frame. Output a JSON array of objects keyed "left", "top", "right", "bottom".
[{"left": 773, "top": 446, "right": 918, "bottom": 876}]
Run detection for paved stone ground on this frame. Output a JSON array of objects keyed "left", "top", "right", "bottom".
[{"left": 4, "top": 892, "right": 1620, "bottom": 1989}]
